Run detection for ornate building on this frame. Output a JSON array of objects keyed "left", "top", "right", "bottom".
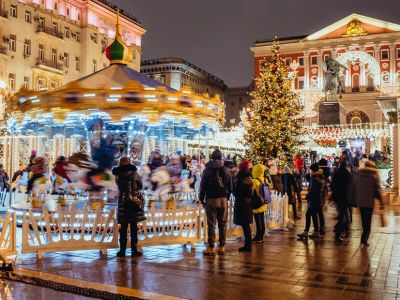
[
  {"left": 251, "top": 14, "right": 400, "bottom": 127},
  {"left": 224, "top": 84, "right": 253, "bottom": 127},
  {"left": 141, "top": 57, "right": 227, "bottom": 100},
  {"left": 0, "top": 0, "right": 145, "bottom": 93}
]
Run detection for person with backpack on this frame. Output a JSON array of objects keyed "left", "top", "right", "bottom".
[
  {"left": 199, "top": 149, "right": 233, "bottom": 256},
  {"left": 252, "top": 163, "right": 268, "bottom": 242},
  {"left": 233, "top": 160, "right": 253, "bottom": 252}
]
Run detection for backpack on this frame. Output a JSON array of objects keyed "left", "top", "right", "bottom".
[
  {"left": 208, "top": 167, "right": 226, "bottom": 196},
  {"left": 254, "top": 178, "right": 272, "bottom": 205}
]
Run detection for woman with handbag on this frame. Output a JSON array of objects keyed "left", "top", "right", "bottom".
[
  {"left": 282, "top": 166, "right": 300, "bottom": 221},
  {"left": 112, "top": 157, "right": 145, "bottom": 257},
  {"left": 252, "top": 163, "right": 268, "bottom": 242}
]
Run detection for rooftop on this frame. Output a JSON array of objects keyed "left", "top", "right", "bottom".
[
  {"left": 93, "top": 0, "right": 141, "bottom": 25},
  {"left": 141, "top": 57, "right": 226, "bottom": 86},
  {"left": 254, "top": 35, "right": 308, "bottom": 46}
]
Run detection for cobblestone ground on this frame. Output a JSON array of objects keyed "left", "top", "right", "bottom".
[{"left": 11, "top": 205, "right": 400, "bottom": 300}]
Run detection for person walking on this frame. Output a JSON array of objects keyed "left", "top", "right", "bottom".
[
  {"left": 293, "top": 169, "right": 303, "bottom": 211},
  {"left": 317, "top": 159, "right": 329, "bottom": 235},
  {"left": 268, "top": 156, "right": 279, "bottom": 190},
  {"left": 233, "top": 160, "right": 253, "bottom": 252},
  {"left": 350, "top": 161, "right": 384, "bottom": 246},
  {"left": 297, "top": 163, "right": 324, "bottom": 239},
  {"left": 282, "top": 166, "right": 300, "bottom": 220},
  {"left": 199, "top": 149, "right": 233, "bottom": 256},
  {"left": 252, "top": 163, "right": 268, "bottom": 242},
  {"left": 331, "top": 160, "right": 352, "bottom": 243},
  {"left": 112, "top": 157, "right": 145, "bottom": 257}
]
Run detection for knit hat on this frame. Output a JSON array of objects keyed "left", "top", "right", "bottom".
[
  {"left": 239, "top": 160, "right": 252, "bottom": 172},
  {"left": 224, "top": 160, "right": 234, "bottom": 169},
  {"left": 310, "top": 163, "right": 320, "bottom": 172},
  {"left": 211, "top": 149, "right": 222, "bottom": 160}
]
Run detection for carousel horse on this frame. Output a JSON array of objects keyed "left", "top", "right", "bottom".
[
  {"left": 13, "top": 170, "right": 29, "bottom": 193},
  {"left": 66, "top": 152, "right": 117, "bottom": 192},
  {"left": 139, "top": 164, "right": 152, "bottom": 191},
  {"left": 150, "top": 167, "right": 171, "bottom": 197},
  {"left": 179, "top": 169, "right": 194, "bottom": 193}
]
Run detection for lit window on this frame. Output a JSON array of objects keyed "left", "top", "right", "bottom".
[
  {"left": 63, "top": 52, "right": 69, "bottom": 67},
  {"left": 37, "top": 78, "right": 46, "bottom": 90},
  {"left": 24, "top": 11, "right": 31, "bottom": 23},
  {"left": 23, "top": 77, "right": 30, "bottom": 89},
  {"left": 23, "top": 39, "right": 31, "bottom": 57},
  {"left": 8, "top": 73, "right": 15, "bottom": 91},
  {"left": 311, "top": 56, "right": 318, "bottom": 65},
  {"left": 10, "top": 4, "right": 17, "bottom": 18},
  {"left": 9, "top": 35, "right": 16, "bottom": 52},
  {"left": 381, "top": 49, "right": 389, "bottom": 60},
  {"left": 75, "top": 56, "right": 80, "bottom": 71}
]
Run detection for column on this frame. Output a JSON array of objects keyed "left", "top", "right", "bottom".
[
  {"left": 390, "top": 43, "right": 396, "bottom": 83},
  {"left": 317, "top": 49, "right": 323, "bottom": 88},
  {"left": 303, "top": 50, "right": 309, "bottom": 89}
]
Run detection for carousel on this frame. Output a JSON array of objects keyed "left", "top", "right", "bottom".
[{"left": 2, "top": 13, "right": 224, "bottom": 204}]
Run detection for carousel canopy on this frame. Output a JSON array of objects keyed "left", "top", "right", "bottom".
[{"left": 8, "top": 11, "right": 223, "bottom": 128}]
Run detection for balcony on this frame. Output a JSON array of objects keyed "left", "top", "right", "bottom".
[
  {"left": 0, "top": 9, "right": 8, "bottom": 20},
  {"left": 35, "top": 58, "right": 64, "bottom": 75},
  {"left": 36, "top": 26, "right": 64, "bottom": 40}
]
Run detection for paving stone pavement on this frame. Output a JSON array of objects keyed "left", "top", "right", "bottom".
[{"left": 12, "top": 205, "right": 400, "bottom": 300}]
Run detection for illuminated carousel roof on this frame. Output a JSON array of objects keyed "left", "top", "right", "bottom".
[{"left": 9, "top": 11, "right": 224, "bottom": 127}]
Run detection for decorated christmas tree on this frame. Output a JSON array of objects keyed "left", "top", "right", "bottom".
[{"left": 243, "top": 39, "right": 304, "bottom": 164}]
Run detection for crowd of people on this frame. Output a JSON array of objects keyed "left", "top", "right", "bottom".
[{"left": 0, "top": 143, "right": 387, "bottom": 257}]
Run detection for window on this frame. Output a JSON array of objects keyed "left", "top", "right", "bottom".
[
  {"left": 51, "top": 48, "right": 57, "bottom": 63},
  {"left": 298, "top": 57, "right": 305, "bottom": 66},
  {"left": 9, "top": 35, "right": 16, "bottom": 52},
  {"left": 92, "top": 33, "right": 98, "bottom": 43},
  {"left": 50, "top": 81, "right": 57, "bottom": 90},
  {"left": 285, "top": 58, "right": 292, "bottom": 66},
  {"left": 24, "top": 10, "right": 31, "bottom": 23},
  {"left": 39, "top": 16, "right": 45, "bottom": 28},
  {"left": 23, "top": 39, "right": 31, "bottom": 57},
  {"left": 93, "top": 59, "right": 97, "bottom": 72},
  {"left": 396, "top": 49, "right": 400, "bottom": 60},
  {"left": 239, "top": 97, "right": 243, "bottom": 105},
  {"left": 52, "top": 22, "right": 58, "bottom": 33},
  {"left": 324, "top": 54, "right": 330, "bottom": 62},
  {"left": 367, "top": 50, "right": 374, "bottom": 58},
  {"left": 381, "top": 49, "right": 389, "bottom": 60},
  {"left": 311, "top": 55, "right": 318, "bottom": 65},
  {"left": 66, "top": 8, "right": 69, "bottom": 15},
  {"left": 63, "top": 52, "right": 69, "bottom": 67},
  {"left": 8, "top": 73, "right": 15, "bottom": 91},
  {"left": 75, "top": 56, "right": 80, "bottom": 71},
  {"left": 298, "top": 78, "right": 305, "bottom": 90},
  {"left": 38, "top": 44, "right": 44, "bottom": 60},
  {"left": 75, "top": 32, "right": 80, "bottom": 42},
  {"left": 64, "top": 27, "right": 70, "bottom": 38},
  {"left": 10, "top": 4, "right": 17, "bottom": 18},
  {"left": 37, "top": 78, "right": 46, "bottom": 90},
  {"left": 23, "top": 77, "right": 30, "bottom": 89},
  {"left": 54, "top": 2, "right": 58, "bottom": 10},
  {"left": 230, "top": 118, "right": 235, "bottom": 124}
]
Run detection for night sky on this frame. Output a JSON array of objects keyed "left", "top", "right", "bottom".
[{"left": 111, "top": 0, "right": 400, "bottom": 87}]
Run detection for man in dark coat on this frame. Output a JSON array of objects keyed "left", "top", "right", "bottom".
[
  {"left": 199, "top": 149, "right": 233, "bottom": 256},
  {"left": 233, "top": 160, "right": 253, "bottom": 252},
  {"left": 331, "top": 160, "right": 351, "bottom": 243},
  {"left": 298, "top": 163, "right": 324, "bottom": 239},
  {"left": 349, "top": 161, "right": 384, "bottom": 246}
]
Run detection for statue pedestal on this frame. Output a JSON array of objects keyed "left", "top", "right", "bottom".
[{"left": 318, "top": 101, "right": 340, "bottom": 125}]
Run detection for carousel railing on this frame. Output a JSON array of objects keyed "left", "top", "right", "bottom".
[
  {"left": 0, "top": 211, "right": 17, "bottom": 263},
  {"left": 21, "top": 203, "right": 119, "bottom": 259}
]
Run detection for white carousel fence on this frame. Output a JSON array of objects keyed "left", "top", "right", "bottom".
[
  {"left": 0, "top": 211, "right": 17, "bottom": 263},
  {"left": 21, "top": 203, "right": 118, "bottom": 259},
  {"left": 136, "top": 201, "right": 202, "bottom": 248}
]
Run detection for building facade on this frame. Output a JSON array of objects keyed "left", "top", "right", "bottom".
[
  {"left": 141, "top": 57, "right": 227, "bottom": 100},
  {"left": 251, "top": 14, "right": 400, "bottom": 128},
  {"left": 224, "top": 85, "right": 252, "bottom": 127},
  {"left": 0, "top": 0, "right": 145, "bottom": 93}
]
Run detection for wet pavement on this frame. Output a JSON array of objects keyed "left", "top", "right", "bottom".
[
  {"left": 0, "top": 278, "right": 95, "bottom": 299},
  {"left": 8, "top": 203, "right": 400, "bottom": 300}
]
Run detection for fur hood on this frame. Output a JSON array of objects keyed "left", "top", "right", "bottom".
[{"left": 358, "top": 166, "right": 378, "bottom": 176}]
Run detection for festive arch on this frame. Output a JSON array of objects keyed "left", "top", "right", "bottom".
[
  {"left": 346, "top": 110, "right": 370, "bottom": 124},
  {"left": 336, "top": 51, "right": 381, "bottom": 86}
]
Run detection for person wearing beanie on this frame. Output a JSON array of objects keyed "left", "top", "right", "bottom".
[
  {"left": 349, "top": 160, "right": 384, "bottom": 246},
  {"left": 199, "top": 149, "right": 233, "bottom": 256},
  {"left": 233, "top": 160, "right": 254, "bottom": 252},
  {"left": 252, "top": 163, "right": 268, "bottom": 242},
  {"left": 298, "top": 163, "right": 324, "bottom": 239},
  {"left": 282, "top": 166, "right": 300, "bottom": 221}
]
